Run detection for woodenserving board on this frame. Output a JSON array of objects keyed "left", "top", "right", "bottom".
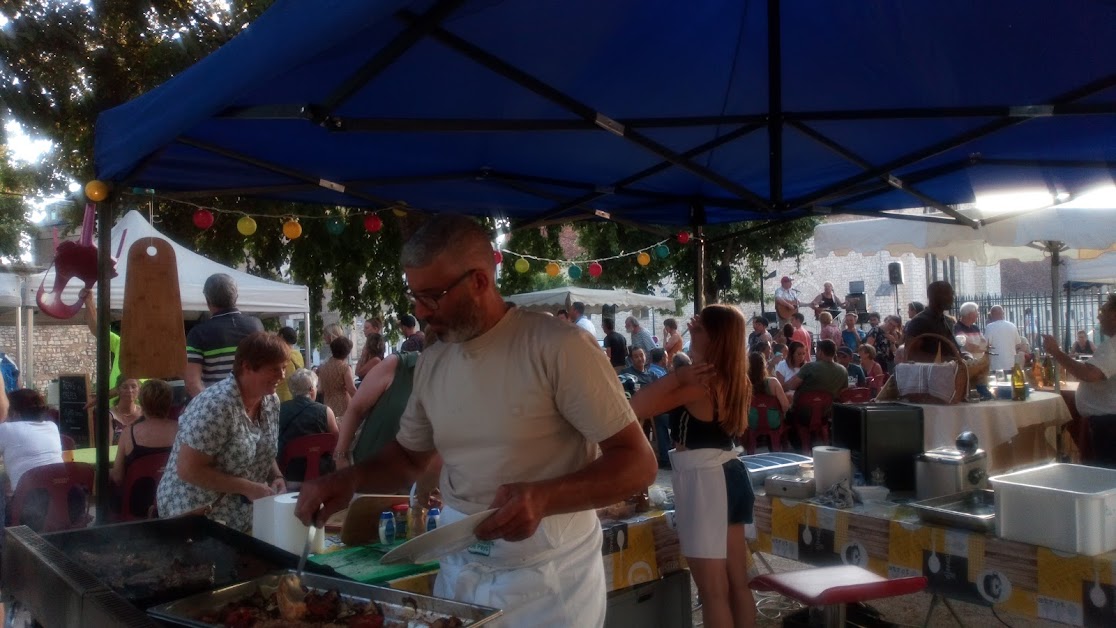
[{"left": 119, "top": 238, "right": 187, "bottom": 380}]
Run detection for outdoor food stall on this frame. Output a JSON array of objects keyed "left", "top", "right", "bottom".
[
  {"left": 0, "top": 516, "right": 501, "bottom": 627},
  {"left": 749, "top": 446, "right": 1116, "bottom": 627}
]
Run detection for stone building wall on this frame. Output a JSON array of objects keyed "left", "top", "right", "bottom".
[{"left": 0, "top": 325, "right": 96, "bottom": 391}]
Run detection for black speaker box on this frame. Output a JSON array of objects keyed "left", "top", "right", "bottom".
[{"left": 888, "top": 262, "right": 905, "bottom": 285}]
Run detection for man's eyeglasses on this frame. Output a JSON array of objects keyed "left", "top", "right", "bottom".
[{"left": 405, "top": 269, "right": 477, "bottom": 311}]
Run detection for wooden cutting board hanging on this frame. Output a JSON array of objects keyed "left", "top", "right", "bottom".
[{"left": 119, "top": 238, "right": 187, "bottom": 380}]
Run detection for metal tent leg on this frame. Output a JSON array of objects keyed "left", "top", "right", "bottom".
[{"left": 923, "top": 594, "right": 968, "bottom": 627}]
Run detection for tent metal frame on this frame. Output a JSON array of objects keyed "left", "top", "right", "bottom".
[
  {"left": 92, "top": 0, "right": 1116, "bottom": 505},
  {"left": 134, "top": 0, "right": 1116, "bottom": 238}
]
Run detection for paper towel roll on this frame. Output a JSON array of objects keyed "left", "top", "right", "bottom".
[
  {"left": 252, "top": 493, "right": 310, "bottom": 555},
  {"left": 813, "top": 446, "right": 851, "bottom": 491}
]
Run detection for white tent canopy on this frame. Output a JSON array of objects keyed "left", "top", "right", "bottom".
[
  {"left": 812, "top": 205, "right": 1116, "bottom": 378},
  {"left": 1066, "top": 252, "right": 1116, "bottom": 284},
  {"left": 32, "top": 210, "right": 309, "bottom": 320},
  {"left": 814, "top": 207, "right": 1116, "bottom": 265},
  {"left": 506, "top": 286, "right": 674, "bottom": 315},
  {"left": 0, "top": 272, "right": 21, "bottom": 309}
]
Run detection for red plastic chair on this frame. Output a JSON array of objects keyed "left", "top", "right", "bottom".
[
  {"left": 838, "top": 387, "right": 872, "bottom": 404},
  {"left": 747, "top": 393, "right": 788, "bottom": 454},
  {"left": 751, "top": 565, "right": 926, "bottom": 627},
  {"left": 119, "top": 451, "right": 171, "bottom": 521},
  {"left": 60, "top": 434, "right": 77, "bottom": 451},
  {"left": 794, "top": 391, "right": 834, "bottom": 453},
  {"left": 279, "top": 433, "right": 338, "bottom": 482},
  {"left": 8, "top": 462, "right": 95, "bottom": 532}
]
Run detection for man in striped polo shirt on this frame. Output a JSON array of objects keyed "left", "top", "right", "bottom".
[{"left": 184, "top": 274, "right": 264, "bottom": 397}]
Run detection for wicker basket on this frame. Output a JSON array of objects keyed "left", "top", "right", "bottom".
[{"left": 878, "top": 333, "right": 969, "bottom": 404}]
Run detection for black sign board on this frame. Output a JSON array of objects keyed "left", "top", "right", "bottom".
[{"left": 57, "top": 373, "right": 91, "bottom": 448}]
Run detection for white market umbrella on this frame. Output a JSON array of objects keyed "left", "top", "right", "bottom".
[
  {"left": 814, "top": 208, "right": 1116, "bottom": 266},
  {"left": 813, "top": 206, "right": 1116, "bottom": 377},
  {"left": 505, "top": 286, "right": 674, "bottom": 316},
  {"left": 1066, "top": 252, "right": 1116, "bottom": 284}
]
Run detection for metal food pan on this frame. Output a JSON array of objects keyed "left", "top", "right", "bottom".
[
  {"left": 910, "top": 489, "right": 996, "bottom": 533},
  {"left": 43, "top": 515, "right": 339, "bottom": 609},
  {"left": 148, "top": 570, "right": 502, "bottom": 627}
]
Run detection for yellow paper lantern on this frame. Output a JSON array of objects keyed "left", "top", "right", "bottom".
[
  {"left": 545, "top": 262, "right": 560, "bottom": 277},
  {"left": 283, "top": 218, "right": 303, "bottom": 240},
  {"left": 513, "top": 258, "right": 530, "bottom": 273},
  {"left": 392, "top": 204, "right": 408, "bottom": 217},
  {"left": 85, "top": 180, "right": 109, "bottom": 202},
  {"left": 637, "top": 252, "right": 651, "bottom": 266},
  {"left": 237, "top": 215, "right": 257, "bottom": 236}
]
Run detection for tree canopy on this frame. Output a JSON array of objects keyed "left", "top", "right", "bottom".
[{"left": 1, "top": 0, "right": 817, "bottom": 327}]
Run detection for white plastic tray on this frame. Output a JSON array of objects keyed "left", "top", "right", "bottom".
[{"left": 990, "top": 463, "right": 1116, "bottom": 556}]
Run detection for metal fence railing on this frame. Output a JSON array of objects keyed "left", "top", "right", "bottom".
[{"left": 955, "top": 287, "right": 1111, "bottom": 350}]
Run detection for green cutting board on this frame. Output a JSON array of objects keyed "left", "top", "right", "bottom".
[{"left": 311, "top": 542, "right": 439, "bottom": 584}]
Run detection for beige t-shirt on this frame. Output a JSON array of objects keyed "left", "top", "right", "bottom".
[{"left": 396, "top": 307, "right": 637, "bottom": 514}]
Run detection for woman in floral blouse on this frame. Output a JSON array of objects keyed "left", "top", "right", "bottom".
[{"left": 157, "top": 332, "right": 289, "bottom": 532}]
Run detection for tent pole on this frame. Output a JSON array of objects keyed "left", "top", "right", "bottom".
[
  {"left": 14, "top": 288, "right": 22, "bottom": 385},
  {"left": 25, "top": 303, "right": 33, "bottom": 388},
  {"left": 1050, "top": 243, "right": 1064, "bottom": 461},
  {"left": 692, "top": 202, "right": 707, "bottom": 312},
  {"left": 94, "top": 199, "right": 113, "bottom": 522},
  {"left": 304, "top": 311, "right": 313, "bottom": 368},
  {"left": 767, "top": 0, "right": 783, "bottom": 209}
]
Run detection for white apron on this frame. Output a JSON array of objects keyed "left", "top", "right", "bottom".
[
  {"left": 669, "top": 447, "right": 741, "bottom": 559},
  {"left": 433, "top": 505, "right": 606, "bottom": 627}
]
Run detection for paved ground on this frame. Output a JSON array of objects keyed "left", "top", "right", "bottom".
[{"left": 653, "top": 469, "right": 1054, "bottom": 627}]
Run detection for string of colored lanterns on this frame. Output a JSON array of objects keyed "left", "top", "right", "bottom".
[
  {"left": 498, "top": 235, "right": 690, "bottom": 278},
  {"left": 87, "top": 181, "right": 694, "bottom": 270}
]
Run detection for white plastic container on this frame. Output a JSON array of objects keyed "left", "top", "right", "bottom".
[{"left": 989, "top": 463, "right": 1116, "bottom": 556}]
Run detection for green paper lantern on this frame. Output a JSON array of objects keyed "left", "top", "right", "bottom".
[
  {"left": 568, "top": 265, "right": 582, "bottom": 279},
  {"left": 514, "top": 258, "right": 530, "bottom": 273},
  {"left": 655, "top": 245, "right": 670, "bottom": 259},
  {"left": 326, "top": 217, "right": 345, "bottom": 236}
]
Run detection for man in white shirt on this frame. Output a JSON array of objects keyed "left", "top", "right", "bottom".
[
  {"left": 571, "top": 301, "right": 596, "bottom": 336},
  {"left": 296, "top": 214, "right": 656, "bottom": 626},
  {"left": 984, "top": 306, "right": 1026, "bottom": 373},
  {"left": 774, "top": 275, "right": 800, "bottom": 327},
  {"left": 1043, "top": 294, "right": 1116, "bottom": 468}
]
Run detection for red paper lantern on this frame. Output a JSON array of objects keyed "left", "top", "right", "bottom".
[
  {"left": 588, "top": 262, "right": 603, "bottom": 277},
  {"left": 677, "top": 231, "right": 691, "bottom": 244},
  {"left": 493, "top": 250, "right": 503, "bottom": 264},
  {"left": 364, "top": 214, "right": 383, "bottom": 233},
  {"left": 192, "top": 209, "right": 215, "bottom": 230}
]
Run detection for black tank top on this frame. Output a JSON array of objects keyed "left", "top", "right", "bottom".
[
  {"left": 671, "top": 407, "right": 735, "bottom": 451},
  {"left": 124, "top": 418, "right": 173, "bottom": 466}
]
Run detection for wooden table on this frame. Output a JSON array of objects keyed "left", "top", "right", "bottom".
[
  {"left": 67, "top": 446, "right": 118, "bottom": 465},
  {"left": 752, "top": 493, "right": 1116, "bottom": 626},
  {"left": 908, "top": 391, "right": 1072, "bottom": 472}
]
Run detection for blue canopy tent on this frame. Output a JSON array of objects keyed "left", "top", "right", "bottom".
[
  {"left": 95, "top": 0, "right": 1116, "bottom": 228},
  {"left": 86, "top": 0, "right": 1116, "bottom": 513}
]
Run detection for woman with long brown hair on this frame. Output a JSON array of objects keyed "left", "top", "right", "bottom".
[{"left": 630, "top": 304, "right": 756, "bottom": 627}]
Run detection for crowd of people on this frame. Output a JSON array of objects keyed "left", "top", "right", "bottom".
[{"left": 2, "top": 212, "right": 1114, "bottom": 628}]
